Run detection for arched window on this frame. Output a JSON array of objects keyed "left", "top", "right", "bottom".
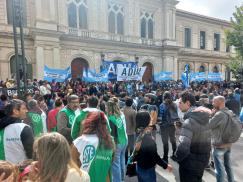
[
  {"left": 108, "top": 3, "right": 124, "bottom": 35},
  {"left": 148, "top": 19, "right": 154, "bottom": 39},
  {"left": 79, "top": 4, "right": 87, "bottom": 29},
  {"left": 140, "top": 11, "right": 154, "bottom": 39},
  {"left": 108, "top": 11, "right": 116, "bottom": 33},
  {"left": 199, "top": 65, "right": 205, "bottom": 72},
  {"left": 141, "top": 18, "right": 146, "bottom": 38},
  {"left": 6, "top": 0, "right": 27, "bottom": 26},
  {"left": 68, "top": 3, "right": 77, "bottom": 28},
  {"left": 117, "top": 13, "right": 124, "bottom": 34},
  {"left": 67, "top": 0, "right": 88, "bottom": 29},
  {"left": 10, "top": 55, "right": 32, "bottom": 79}
]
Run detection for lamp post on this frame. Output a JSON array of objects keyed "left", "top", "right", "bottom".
[
  {"left": 12, "top": 0, "right": 21, "bottom": 96},
  {"left": 12, "top": 0, "right": 27, "bottom": 97}
]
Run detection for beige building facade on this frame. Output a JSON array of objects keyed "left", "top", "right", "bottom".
[{"left": 0, "top": 0, "right": 232, "bottom": 81}]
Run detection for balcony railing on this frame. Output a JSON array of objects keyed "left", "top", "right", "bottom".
[{"left": 58, "top": 26, "right": 163, "bottom": 47}]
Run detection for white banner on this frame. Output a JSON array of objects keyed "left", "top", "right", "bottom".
[{"left": 116, "top": 65, "right": 146, "bottom": 81}]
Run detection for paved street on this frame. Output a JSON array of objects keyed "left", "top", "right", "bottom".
[{"left": 125, "top": 132, "right": 243, "bottom": 182}]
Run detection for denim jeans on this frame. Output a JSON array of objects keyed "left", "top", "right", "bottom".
[
  {"left": 160, "top": 125, "right": 177, "bottom": 160},
  {"left": 112, "top": 144, "right": 127, "bottom": 182},
  {"left": 136, "top": 165, "right": 156, "bottom": 182},
  {"left": 125, "top": 134, "right": 135, "bottom": 164},
  {"left": 213, "top": 147, "right": 234, "bottom": 182}
]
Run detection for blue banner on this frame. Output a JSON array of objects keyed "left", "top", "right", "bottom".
[
  {"left": 44, "top": 65, "right": 71, "bottom": 82},
  {"left": 190, "top": 72, "right": 207, "bottom": 82},
  {"left": 207, "top": 72, "right": 223, "bottom": 82},
  {"left": 83, "top": 69, "right": 109, "bottom": 83},
  {"left": 101, "top": 60, "right": 138, "bottom": 80},
  {"left": 154, "top": 72, "right": 173, "bottom": 81}
]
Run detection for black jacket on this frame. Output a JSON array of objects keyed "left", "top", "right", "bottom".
[
  {"left": 134, "top": 133, "right": 168, "bottom": 170},
  {"left": 226, "top": 96, "right": 240, "bottom": 116},
  {"left": 175, "top": 108, "right": 211, "bottom": 170},
  {"left": 0, "top": 116, "right": 34, "bottom": 159}
]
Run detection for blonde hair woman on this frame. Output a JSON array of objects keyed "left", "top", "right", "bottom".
[
  {"left": 32, "top": 132, "right": 90, "bottom": 182},
  {"left": 106, "top": 98, "right": 128, "bottom": 182}
]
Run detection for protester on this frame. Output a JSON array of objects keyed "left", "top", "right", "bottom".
[
  {"left": 47, "top": 98, "right": 63, "bottom": 132},
  {"left": 159, "top": 91, "right": 179, "bottom": 162},
  {"left": 71, "top": 96, "right": 102, "bottom": 140},
  {"left": 123, "top": 97, "right": 137, "bottom": 164},
  {"left": 140, "top": 94, "right": 158, "bottom": 138},
  {"left": 107, "top": 98, "right": 128, "bottom": 182},
  {"left": 24, "top": 99, "right": 47, "bottom": 137},
  {"left": 57, "top": 94, "right": 80, "bottom": 143},
  {"left": 175, "top": 91, "right": 211, "bottom": 182},
  {"left": 226, "top": 91, "right": 240, "bottom": 115},
  {"left": 209, "top": 96, "right": 235, "bottom": 182},
  {"left": 32, "top": 132, "right": 90, "bottom": 182},
  {"left": 0, "top": 99, "right": 34, "bottom": 164},
  {"left": 134, "top": 111, "right": 172, "bottom": 182},
  {"left": 72, "top": 111, "right": 114, "bottom": 182}
]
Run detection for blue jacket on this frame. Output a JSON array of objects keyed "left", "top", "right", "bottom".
[{"left": 240, "top": 107, "right": 243, "bottom": 122}]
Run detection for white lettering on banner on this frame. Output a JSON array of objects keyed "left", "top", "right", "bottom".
[
  {"left": 108, "top": 64, "right": 116, "bottom": 74},
  {"left": 117, "top": 65, "right": 146, "bottom": 81}
]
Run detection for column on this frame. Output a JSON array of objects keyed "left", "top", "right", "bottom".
[
  {"left": 98, "top": 0, "right": 108, "bottom": 32},
  {"left": 173, "top": 57, "right": 178, "bottom": 80},
  {"left": 35, "top": 0, "right": 42, "bottom": 20},
  {"left": 53, "top": 47, "right": 60, "bottom": 68},
  {"left": 58, "top": 0, "right": 67, "bottom": 26},
  {"left": 36, "top": 46, "right": 44, "bottom": 80},
  {"left": 50, "top": 0, "right": 56, "bottom": 21},
  {"left": 133, "top": 1, "right": 140, "bottom": 36},
  {"left": 154, "top": 8, "right": 162, "bottom": 39}
]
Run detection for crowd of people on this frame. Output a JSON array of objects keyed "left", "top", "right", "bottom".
[{"left": 0, "top": 78, "right": 242, "bottom": 182}]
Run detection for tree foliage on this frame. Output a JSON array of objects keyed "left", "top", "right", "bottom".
[{"left": 226, "top": 5, "right": 243, "bottom": 80}]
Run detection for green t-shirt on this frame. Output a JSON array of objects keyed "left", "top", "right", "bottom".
[
  {"left": 27, "top": 112, "right": 44, "bottom": 137},
  {"left": 108, "top": 114, "right": 128, "bottom": 145}
]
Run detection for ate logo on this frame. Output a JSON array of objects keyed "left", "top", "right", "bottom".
[
  {"left": 83, "top": 145, "right": 96, "bottom": 165},
  {"left": 31, "top": 114, "right": 41, "bottom": 123}
]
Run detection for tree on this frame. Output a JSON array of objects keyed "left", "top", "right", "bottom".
[{"left": 225, "top": 4, "right": 243, "bottom": 81}]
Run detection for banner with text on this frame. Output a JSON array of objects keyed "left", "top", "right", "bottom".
[
  {"left": 116, "top": 65, "right": 146, "bottom": 81},
  {"left": 44, "top": 65, "right": 71, "bottom": 82},
  {"left": 207, "top": 72, "right": 223, "bottom": 82},
  {"left": 190, "top": 72, "right": 207, "bottom": 82},
  {"left": 154, "top": 72, "right": 173, "bottom": 81},
  {"left": 101, "top": 60, "right": 138, "bottom": 80}
]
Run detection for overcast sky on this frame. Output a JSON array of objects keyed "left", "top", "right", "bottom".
[{"left": 177, "top": 0, "right": 242, "bottom": 20}]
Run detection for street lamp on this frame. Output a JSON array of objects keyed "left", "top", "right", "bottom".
[{"left": 12, "top": 0, "right": 27, "bottom": 97}]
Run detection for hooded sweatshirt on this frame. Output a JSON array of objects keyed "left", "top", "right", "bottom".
[
  {"left": 0, "top": 116, "right": 34, "bottom": 164},
  {"left": 175, "top": 107, "right": 211, "bottom": 170}
]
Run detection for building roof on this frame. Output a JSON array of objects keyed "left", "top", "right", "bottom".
[{"left": 176, "top": 9, "right": 231, "bottom": 27}]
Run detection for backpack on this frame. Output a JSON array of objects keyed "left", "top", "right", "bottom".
[
  {"left": 159, "top": 103, "right": 179, "bottom": 126},
  {"left": 221, "top": 110, "right": 242, "bottom": 143}
]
